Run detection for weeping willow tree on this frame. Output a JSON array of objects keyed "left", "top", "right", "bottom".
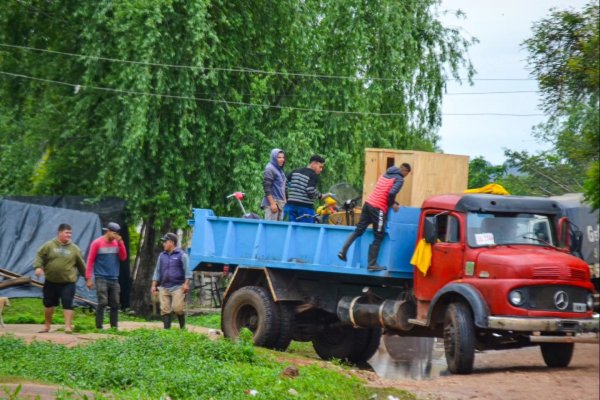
[{"left": 0, "top": 0, "right": 474, "bottom": 315}]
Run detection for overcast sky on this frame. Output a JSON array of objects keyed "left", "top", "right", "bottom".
[{"left": 437, "top": 0, "right": 589, "bottom": 165}]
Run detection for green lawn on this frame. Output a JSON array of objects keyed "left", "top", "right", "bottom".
[{"left": 0, "top": 298, "right": 417, "bottom": 400}]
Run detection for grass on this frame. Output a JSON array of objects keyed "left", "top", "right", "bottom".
[{"left": 0, "top": 298, "right": 417, "bottom": 399}]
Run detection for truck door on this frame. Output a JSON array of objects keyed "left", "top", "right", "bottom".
[{"left": 414, "top": 213, "right": 464, "bottom": 301}]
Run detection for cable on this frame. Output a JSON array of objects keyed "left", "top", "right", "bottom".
[
  {"left": 0, "top": 42, "right": 537, "bottom": 83},
  {"left": 0, "top": 70, "right": 546, "bottom": 117}
]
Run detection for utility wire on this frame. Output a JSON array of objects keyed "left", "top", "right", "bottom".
[
  {"left": 0, "top": 70, "right": 545, "bottom": 117},
  {"left": 0, "top": 42, "right": 537, "bottom": 83}
]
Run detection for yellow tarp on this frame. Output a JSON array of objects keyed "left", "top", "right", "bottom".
[
  {"left": 464, "top": 183, "right": 509, "bottom": 195},
  {"left": 410, "top": 238, "right": 432, "bottom": 276}
]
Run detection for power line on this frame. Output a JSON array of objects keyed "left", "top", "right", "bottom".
[
  {"left": 0, "top": 42, "right": 537, "bottom": 83},
  {"left": 0, "top": 70, "right": 545, "bottom": 117}
]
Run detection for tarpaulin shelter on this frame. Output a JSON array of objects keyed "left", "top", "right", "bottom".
[
  {"left": 0, "top": 199, "right": 101, "bottom": 303},
  {"left": 1, "top": 196, "right": 132, "bottom": 308}
]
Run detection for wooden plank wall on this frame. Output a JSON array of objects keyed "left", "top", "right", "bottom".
[{"left": 362, "top": 148, "right": 469, "bottom": 208}]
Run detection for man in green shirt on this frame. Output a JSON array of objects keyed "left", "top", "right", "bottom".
[{"left": 34, "top": 223, "right": 86, "bottom": 333}]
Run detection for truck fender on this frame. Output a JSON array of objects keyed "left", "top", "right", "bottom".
[
  {"left": 223, "top": 267, "right": 303, "bottom": 303},
  {"left": 427, "top": 283, "right": 490, "bottom": 329}
]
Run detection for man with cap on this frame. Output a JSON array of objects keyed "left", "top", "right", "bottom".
[
  {"left": 86, "top": 222, "right": 127, "bottom": 329},
  {"left": 151, "top": 232, "right": 192, "bottom": 329}
]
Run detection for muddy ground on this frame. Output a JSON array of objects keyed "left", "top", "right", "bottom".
[{"left": 0, "top": 323, "right": 598, "bottom": 400}]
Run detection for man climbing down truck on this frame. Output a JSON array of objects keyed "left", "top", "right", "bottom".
[{"left": 338, "top": 163, "right": 411, "bottom": 271}]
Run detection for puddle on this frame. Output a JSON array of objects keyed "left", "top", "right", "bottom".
[{"left": 368, "top": 335, "right": 449, "bottom": 380}]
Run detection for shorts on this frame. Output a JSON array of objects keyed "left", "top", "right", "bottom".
[{"left": 42, "top": 281, "right": 76, "bottom": 310}]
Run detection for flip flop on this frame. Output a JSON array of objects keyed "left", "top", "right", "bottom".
[
  {"left": 38, "top": 328, "right": 51, "bottom": 333},
  {"left": 64, "top": 330, "right": 73, "bottom": 334}
]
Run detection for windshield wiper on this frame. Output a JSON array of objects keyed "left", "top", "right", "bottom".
[{"left": 521, "top": 235, "right": 558, "bottom": 249}]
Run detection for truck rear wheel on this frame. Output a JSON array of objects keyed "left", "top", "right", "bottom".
[
  {"left": 221, "top": 286, "right": 279, "bottom": 347},
  {"left": 272, "top": 302, "right": 295, "bottom": 351},
  {"left": 540, "top": 342, "right": 574, "bottom": 368},
  {"left": 443, "top": 302, "right": 475, "bottom": 374},
  {"left": 312, "top": 326, "right": 381, "bottom": 364}
]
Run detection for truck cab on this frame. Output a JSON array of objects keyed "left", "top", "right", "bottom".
[{"left": 412, "top": 194, "right": 596, "bottom": 372}]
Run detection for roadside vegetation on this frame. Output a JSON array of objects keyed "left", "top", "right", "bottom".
[{"left": 0, "top": 299, "right": 415, "bottom": 399}]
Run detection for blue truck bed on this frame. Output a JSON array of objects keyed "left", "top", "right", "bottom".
[{"left": 188, "top": 207, "right": 421, "bottom": 279}]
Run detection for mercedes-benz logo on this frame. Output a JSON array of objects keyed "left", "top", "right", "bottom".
[{"left": 554, "top": 291, "right": 569, "bottom": 311}]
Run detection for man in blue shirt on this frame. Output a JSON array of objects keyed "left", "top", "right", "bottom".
[{"left": 151, "top": 232, "right": 192, "bottom": 329}]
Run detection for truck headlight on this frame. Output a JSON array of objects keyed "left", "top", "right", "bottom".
[
  {"left": 587, "top": 293, "right": 594, "bottom": 310},
  {"left": 509, "top": 290, "right": 525, "bottom": 306}
]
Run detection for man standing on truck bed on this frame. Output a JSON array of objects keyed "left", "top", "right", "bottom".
[
  {"left": 261, "top": 148, "right": 286, "bottom": 221},
  {"left": 338, "top": 163, "right": 411, "bottom": 271},
  {"left": 284, "top": 154, "right": 329, "bottom": 222}
]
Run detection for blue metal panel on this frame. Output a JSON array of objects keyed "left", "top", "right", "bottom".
[{"left": 188, "top": 207, "right": 421, "bottom": 280}]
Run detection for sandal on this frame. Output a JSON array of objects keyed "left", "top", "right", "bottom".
[{"left": 38, "top": 328, "right": 51, "bottom": 333}]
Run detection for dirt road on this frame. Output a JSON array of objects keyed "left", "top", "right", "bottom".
[{"left": 1, "top": 324, "right": 598, "bottom": 400}]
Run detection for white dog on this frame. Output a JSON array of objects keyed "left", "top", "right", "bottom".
[{"left": 0, "top": 297, "right": 10, "bottom": 327}]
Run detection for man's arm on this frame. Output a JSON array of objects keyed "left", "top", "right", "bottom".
[
  {"left": 75, "top": 247, "right": 87, "bottom": 278},
  {"left": 117, "top": 238, "right": 127, "bottom": 261},
  {"left": 33, "top": 243, "right": 47, "bottom": 277},
  {"left": 181, "top": 253, "right": 192, "bottom": 294},
  {"left": 263, "top": 169, "right": 278, "bottom": 212},
  {"left": 387, "top": 175, "right": 405, "bottom": 208},
  {"left": 85, "top": 240, "right": 98, "bottom": 280},
  {"left": 150, "top": 257, "right": 161, "bottom": 294}
]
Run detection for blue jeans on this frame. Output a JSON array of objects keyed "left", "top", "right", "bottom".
[
  {"left": 95, "top": 277, "right": 120, "bottom": 329},
  {"left": 284, "top": 204, "right": 316, "bottom": 222}
]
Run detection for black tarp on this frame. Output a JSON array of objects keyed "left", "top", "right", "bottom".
[
  {"left": 0, "top": 199, "right": 101, "bottom": 303},
  {"left": 3, "top": 196, "right": 132, "bottom": 308}
]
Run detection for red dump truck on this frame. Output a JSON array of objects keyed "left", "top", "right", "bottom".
[{"left": 189, "top": 193, "right": 599, "bottom": 374}]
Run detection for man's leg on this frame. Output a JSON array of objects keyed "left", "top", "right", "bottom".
[
  {"left": 368, "top": 208, "right": 387, "bottom": 271},
  {"left": 95, "top": 278, "right": 108, "bottom": 329},
  {"left": 107, "top": 280, "right": 121, "bottom": 329},
  {"left": 338, "top": 205, "right": 371, "bottom": 261},
  {"left": 159, "top": 288, "right": 173, "bottom": 329},
  {"left": 171, "top": 287, "right": 187, "bottom": 329},
  {"left": 60, "top": 283, "right": 76, "bottom": 332},
  {"left": 43, "top": 307, "right": 54, "bottom": 331}
]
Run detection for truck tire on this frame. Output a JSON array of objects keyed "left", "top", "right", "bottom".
[
  {"left": 272, "top": 302, "right": 295, "bottom": 351},
  {"left": 540, "top": 342, "right": 574, "bottom": 368},
  {"left": 351, "top": 327, "right": 382, "bottom": 363},
  {"left": 312, "top": 326, "right": 380, "bottom": 364},
  {"left": 443, "top": 302, "right": 475, "bottom": 374},
  {"left": 221, "top": 286, "right": 279, "bottom": 348}
]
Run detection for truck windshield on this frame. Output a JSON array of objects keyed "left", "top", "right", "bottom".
[{"left": 467, "top": 212, "right": 556, "bottom": 247}]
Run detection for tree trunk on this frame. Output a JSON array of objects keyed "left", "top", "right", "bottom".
[{"left": 130, "top": 217, "right": 166, "bottom": 317}]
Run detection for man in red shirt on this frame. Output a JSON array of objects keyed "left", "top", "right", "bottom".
[
  {"left": 338, "top": 163, "right": 411, "bottom": 271},
  {"left": 86, "top": 222, "right": 127, "bottom": 329}
]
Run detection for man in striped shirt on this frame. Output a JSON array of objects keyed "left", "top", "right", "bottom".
[{"left": 284, "top": 155, "right": 328, "bottom": 222}]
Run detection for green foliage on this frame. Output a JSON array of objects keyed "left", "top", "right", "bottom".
[
  {"left": 519, "top": 2, "right": 599, "bottom": 208},
  {"left": 467, "top": 157, "right": 507, "bottom": 189},
  {"left": 187, "top": 312, "right": 221, "bottom": 330},
  {"left": 0, "top": 331, "right": 414, "bottom": 400}
]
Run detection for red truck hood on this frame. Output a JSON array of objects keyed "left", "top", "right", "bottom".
[{"left": 474, "top": 246, "right": 590, "bottom": 281}]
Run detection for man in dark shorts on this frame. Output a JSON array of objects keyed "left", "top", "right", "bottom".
[{"left": 34, "top": 223, "right": 86, "bottom": 333}]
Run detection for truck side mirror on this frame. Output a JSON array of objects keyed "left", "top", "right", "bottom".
[
  {"left": 557, "top": 217, "right": 570, "bottom": 249},
  {"left": 424, "top": 216, "right": 438, "bottom": 244},
  {"left": 570, "top": 230, "right": 584, "bottom": 258}
]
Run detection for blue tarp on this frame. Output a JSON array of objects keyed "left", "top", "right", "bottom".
[{"left": 0, "top": 199, "right": 101, "bottom": 303}]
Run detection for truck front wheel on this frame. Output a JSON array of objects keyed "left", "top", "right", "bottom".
[
  {"left": 540, "top": 342, "right": 574, "bottom": 368},
  {"left": 221, "top": 286, "right": 279, "bottom": 347},
  {"left": 443, "top": 302, "right": 475, "bottom": 374}
]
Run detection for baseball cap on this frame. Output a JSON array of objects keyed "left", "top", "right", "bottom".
[
  {"left": 160, "top": 232, "right": 178, "bottom": 243},
  {"left": 102, "top": 222, "right": 121, "bottom": 233}
]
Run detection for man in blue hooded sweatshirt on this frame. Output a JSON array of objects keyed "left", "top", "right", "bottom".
[{"left": 261, "top": 148, "right": 286, "bottom": 221}]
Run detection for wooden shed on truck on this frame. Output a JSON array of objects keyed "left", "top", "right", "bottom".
[{"left": 363, "top": 148, "right": 469, "bottom": 207}]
